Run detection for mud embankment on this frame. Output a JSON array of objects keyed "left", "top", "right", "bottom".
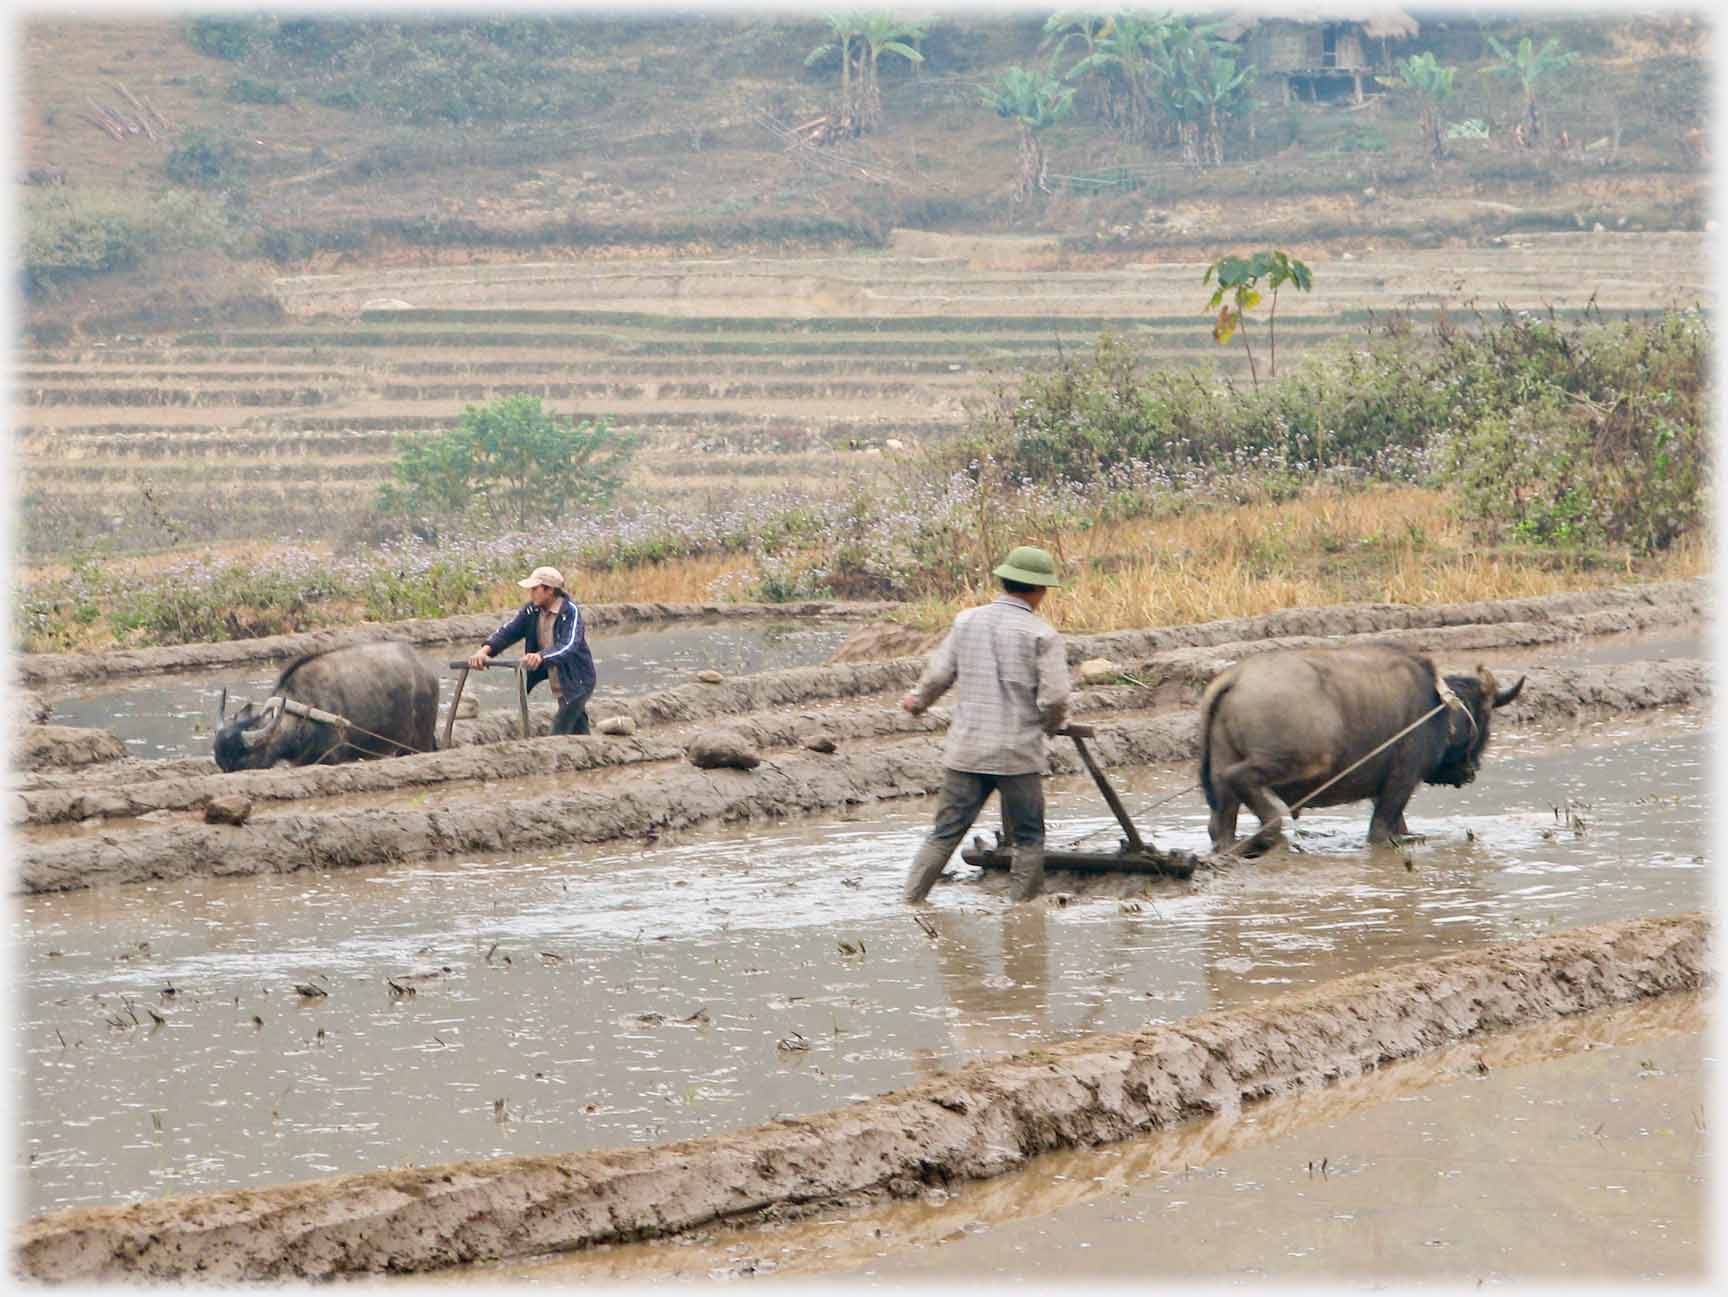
[
  {"left": 13, "top": 912, "right": 1706, "bottom": 1283},
  {"left": 12, "top": 725, "right": 128, "bottom": 772},
  {"left": 15, "top": 600, "right": 899, "bottom": 691},
  {"left": 12, "top": 659, "right": 1706, "bottom": 892}
]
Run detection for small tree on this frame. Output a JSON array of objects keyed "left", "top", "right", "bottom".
[
  {"left": 982, "top": 67, "right": 1074, "bottom": 203},
  {"left": 1484, "top": 34, "right": 1577, "bottom": 147},
  {"left": 378, "top": 396, "right": 637, "bottom": 529},
  {"left": 1393, "top": 52, "right": 1457, "bottom": 162},
  {"left": 1202, "top": 249, "right": 1314, "bottom": 389}
]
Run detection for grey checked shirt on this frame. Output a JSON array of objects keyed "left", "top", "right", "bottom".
[{"left": 909, "top": 595, "right": 1072, "bottom": 775}]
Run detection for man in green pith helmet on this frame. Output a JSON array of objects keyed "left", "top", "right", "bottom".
[{"left": 899, "top": 545, "right": 1072, "bottom": 903}]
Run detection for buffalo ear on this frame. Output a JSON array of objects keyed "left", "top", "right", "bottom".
[{"left": 1494, "top": 675, "right": 1527, "bottom": 708}]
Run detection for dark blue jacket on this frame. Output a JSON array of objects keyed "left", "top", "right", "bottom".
[{"left": 484, "top": 592, "right": 596, "bottom": 701}]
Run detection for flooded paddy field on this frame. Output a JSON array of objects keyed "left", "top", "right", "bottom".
[
  {"left": 44, "top": 617, "right": 854, "bottom": 760},
  {"left": 14, "top": 707, "right": 1704, "bottom": 1217},
  {"left": 476, "top": 992, "right": 1705, "bottom": 1284}
]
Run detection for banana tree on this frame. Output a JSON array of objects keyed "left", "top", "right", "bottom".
[
  {"left": 805, "top": 11, "right": 869, "bottom": 137},
  {"left": 1392, "top": 52, "right": 1458, "bottom": 161},
  {"left": 1041, "top": 11, "right": 1114, "bottom": 120},
  {"left": 982, "top": 66, "right": 1075, "bottom": 203},
  {"left": 1484, "top": 34, "right": 1577, "bottom": 146},
  {"left": 1175, "top": 45, "right": 1254, "bottom": 166},
  {"left": 1203, "top": 249, "right": 1314, "bottom": 389},
  {"left": 855, "top": 12, "right": 929, "bottom": 132},
  {"left": 1064, "top": 11, "right": 1177, "bottom": 142}
]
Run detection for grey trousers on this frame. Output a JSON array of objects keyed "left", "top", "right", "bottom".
[{"left": 904, "top": 768, "right": 1046, "bottom": 903}]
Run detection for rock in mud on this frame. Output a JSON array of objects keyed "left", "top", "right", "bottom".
[
  {"left": 686, "top": 731, "right": 761, "bottom": 770},
  {"left": 204, "top": 795, "right": 253, "bottom": 826},
  {"left": 1078, "top": 658, "right": 1123, "bottom": 686},
  {"left": 596, "top": 716, "right": 638, "bottom": 737},
  {"left": 452, "top": 695, "right": 479, "bottom": 720},
  {"left": 802, "top": 734, "right": 838, "bottom": 754},
  {"left": 695, "top": 670, "right": 726, "bottom": 685}
]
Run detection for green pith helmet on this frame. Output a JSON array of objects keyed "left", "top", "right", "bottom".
[{"left": 993, "top": 545, "right": 1061, "bottom": 588}]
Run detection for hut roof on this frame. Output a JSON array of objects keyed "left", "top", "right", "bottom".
[{"left": 1217, "top": 8, "right": 1420, "bottom": 42}]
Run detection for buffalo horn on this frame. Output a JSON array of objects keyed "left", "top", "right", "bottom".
[
  {"left": 1494, "top": 676, "right": 1527, "bottom": 708},
  {"left": 218, "top": 687, "right": 228, "bottom": 724}
]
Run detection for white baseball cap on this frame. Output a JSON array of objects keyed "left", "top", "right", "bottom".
[{"left": 517, "top": 565, "right": 565, "bottom": 589}]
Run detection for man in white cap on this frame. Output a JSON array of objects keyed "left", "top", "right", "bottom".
[
  {"left": 468, "top": 565, "right": 596, "bottom": 736},
  {"left": 899, "top": 545, "right": 1071, "bottom": 903}
]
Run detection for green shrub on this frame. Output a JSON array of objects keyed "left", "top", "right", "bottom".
[
  {"left": 377, "top": 395, "right": 640, "bottom": 528},
  {"left": 22, "top": 189, "right": 152, "bottom": 289},
  {"left": 165, "top": 129, "right": 245, "bottom": 188},
  {"left": 185, "top": 15, "right": 268, "bottom": 60},
  {"left": 228, "top": 76, "right": 288, "bottom": 104}
]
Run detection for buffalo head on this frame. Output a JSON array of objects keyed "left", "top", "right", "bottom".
[
  {"left": 213, "top": 696, "right": 284, "bottom": 773},
  {"left": 1427, "top": 666, "right": 1526, "bottom": 788}
]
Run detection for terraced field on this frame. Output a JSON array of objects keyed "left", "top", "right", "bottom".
[{"left": 17, "top": 230, "right": 1711, "bottom": 554}]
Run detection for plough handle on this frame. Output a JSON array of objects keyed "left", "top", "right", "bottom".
[
  {"left": 446, "top": 658, "right": 529, "bottom": 671},
  {"left": 1065, "top": 728, "right": 1147, "bottom": 856}
]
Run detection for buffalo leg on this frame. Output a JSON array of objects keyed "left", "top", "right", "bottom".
[
  {"left": 1219, "top": 760, "right": 1292, "bottom": 857},
  {"left": 1369, "top": 780, "right": 1421, "bottom": 846},
  {"left": 1208, "top": 791, "right": 1241, "bottom": 852}
]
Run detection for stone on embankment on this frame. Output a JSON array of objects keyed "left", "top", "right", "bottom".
[
  {"left": 695, "top": 670, "right": 726, "bottom": 685},
  {"left": 686, "top": 731, "right": 761, "bottom": 771},
  {"left": 802, "top": 734, "right": 838, "bottom": 754},
  {"left": 595, "top": 716, "right": 637, "bottom": 737},
  {"left": 452, "top": 695, "right": 479, "bottom": 720},
  {"left": 1078, "top": 658, "right": 1123, "bottom": 686},
  {"left": 204, "top": 796, "right": 252, "bottom": 827}
]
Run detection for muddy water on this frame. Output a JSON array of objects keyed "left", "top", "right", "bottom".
[
  {"left": 44, "top": 619, "right": 853, "bottom": 759},
  {"left": 469, "top": 994, "right": 1705, "bottom": 1284},
  {"left": 13, "top": 710, "right": 1704, "bottom": 1215}
]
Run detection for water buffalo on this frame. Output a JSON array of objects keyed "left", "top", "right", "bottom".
[
  {"left": 214, "top": 641, "right": 439, "bottom": 772},
  {"left": 1198, "top": 645, "right": 1525, "bottom": 856}
]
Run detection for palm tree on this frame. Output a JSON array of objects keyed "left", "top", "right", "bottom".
[
  {"left": 1182, "top": 49, "right": 1254, "bottom": 167},
  {"left": 855, "top": 13, "right": 929, "bottom": 132},
  {"left": 983, "top": 66, "right": 1075, "bottom": 202},
  {"left": 1393, "top": 52, "right": 1457, "bottom": 162},
  {"left": 1484, "top": 34, "right": 1577, "bottom": 146}
]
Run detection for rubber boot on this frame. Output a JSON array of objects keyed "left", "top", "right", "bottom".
[
  {"left": 903, "top": 839, "right": 955, "bottom": 903},
  {"left": 1007, "top": 844, "right": 1046, "bottom": 903}
]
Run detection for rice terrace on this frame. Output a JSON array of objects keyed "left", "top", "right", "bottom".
[{"left": 9, "top": 7, "right": 1713, "bottom": 1285}]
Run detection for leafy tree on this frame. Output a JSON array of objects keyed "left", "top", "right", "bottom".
[
  {"left": 378, "top": 396, "right": 638, "bottom": 528},
  {"left": 1063, "top": 11, "right": 1173, "bottom": 141},
  {"left": 1041, "top": 11, "right": 1113, "bottom": 119},
  {"left": 1484, "top": 34, "right": 1577, "bottom": 146},
  {"left": 1203, "top": 249, "right": 1314, "bottom": 388},
  {"left": 1390, "top": 52, "right": 1458, "bottom": 162},
  {"left": 982, "top": 67, "right": 1075, "bottom": 202},
  {"left": 1158, "top": 35, "right": 1253, "bottom": 167}
]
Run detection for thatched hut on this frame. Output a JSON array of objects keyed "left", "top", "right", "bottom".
[{"left": 1218, "top": 8, "right": 1420, "bottom": 104}]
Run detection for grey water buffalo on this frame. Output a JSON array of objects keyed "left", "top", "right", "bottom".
[
  {"left": 214, "top": 641, "right": 439, "bottom": 772},
  {"left": 1198, "top": 645, "right": 1525, "bottom": 855}
]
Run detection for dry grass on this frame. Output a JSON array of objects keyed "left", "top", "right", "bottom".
[{"left": 894, "top": 487, "right": 1708, "bottom": 633}]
